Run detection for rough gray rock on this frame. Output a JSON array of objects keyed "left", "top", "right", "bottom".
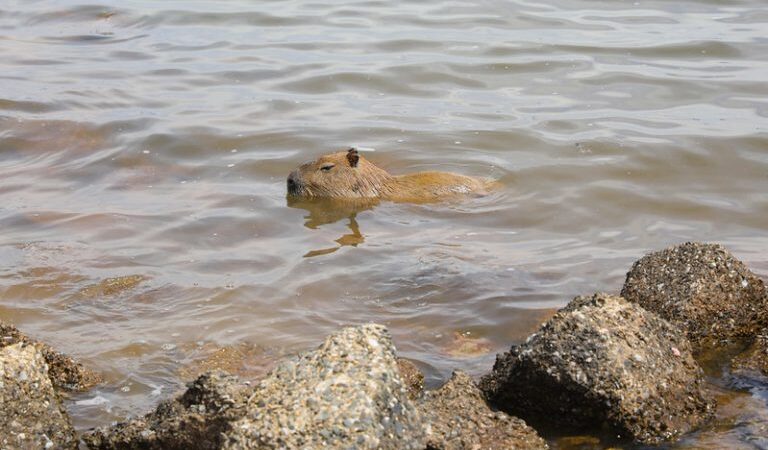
[
  {"left": 83, "top": 370, "right": 249, "bottom": 450},
  {"left": 620, "top": 242, "right": 767, "bottom": 351},
  {"left": 480, "top": 293, "right": 714, "bottom": 445},
  {"left": 223, "top": 324, "right": 425, "bottom": 449},
  {"left": 1, "top": 321, "right": 101, "bottom": 391},
  {"left": 0, "top": 343, "right": 78, "bottom": 450},
  {"left": 424, "top": 371, "right": 548, "bottom": 450},
  {"left": 85, "top": 325, "right": 424, "bottom": 450}
]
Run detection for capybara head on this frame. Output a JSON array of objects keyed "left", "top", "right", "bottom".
[{"left": 287, "top": 148, "right": 392, "bottom": 198}]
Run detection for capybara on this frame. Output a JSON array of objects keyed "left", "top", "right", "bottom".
[{"left": 287, "top": 148, "right": 494, "bottom": 203}]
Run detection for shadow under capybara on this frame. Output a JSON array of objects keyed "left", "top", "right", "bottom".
[{"left": 287, "top": 148, "right": 496, "bottom": 203}]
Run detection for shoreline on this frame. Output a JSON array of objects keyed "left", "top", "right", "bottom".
[{"left": 2, "top": 241, "right": 767, "bottom": 449}]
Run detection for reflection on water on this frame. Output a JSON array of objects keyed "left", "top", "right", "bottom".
[
  {"left": 0, "top": 0, "right": 767, "bottom": 447},
  {"left": 287, "top": 196, "right": 377, "bottom": 257}
]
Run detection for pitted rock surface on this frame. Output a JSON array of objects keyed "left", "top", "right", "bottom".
[
  {"left": 480, "top": 293, "right": 714, "bottom": 445},
  {"left": 424, "top": 371, "right": 547, "bottom": 450},
  {"left": 621, "top": 242, "right": 767, "bottom": 350},
  {"left": 1, "top": 321, "right": 100, "bottom": 391},
  {"left": 223, "top": 324, "right": 425, "bottom": 450},
  {"left": 0, "top": 343, "right": 77, "bottom": 450}
]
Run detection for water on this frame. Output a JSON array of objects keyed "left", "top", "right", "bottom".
[{"left": 1, "top": 0, "right": 767, "bottom": 447}]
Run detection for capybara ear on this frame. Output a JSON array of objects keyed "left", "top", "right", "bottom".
[{"left": 347, "top": 148, "right": 360, "bottom": 167}]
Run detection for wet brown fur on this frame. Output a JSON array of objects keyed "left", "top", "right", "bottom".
[{"left": 287, "top": 148, "right": 493, "bottom": 202}]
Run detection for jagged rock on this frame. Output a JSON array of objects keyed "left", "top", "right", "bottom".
[
  {"left": 0, "top": 343, "right": 77, "bottom": 450},
  {"left": 86, "top": 325, "right": 424, "bottom": 450},
  {"left": 621, "top": 242, "right": 767, "bottom": 350},
  {"left": 223, "top": 324, "right": 425, "bottom": 449},
  {"left": 0, "top": 321, "right": 100, "bottom": 391},
  {"left": 480, "top": 293, "right": 714, "bottom": 445},
  {"left": 83, "top": 371, "right": 248, "bottom": 450},
  {"left": 424, "top": 371, "right": 548, "bottom": 450},
  {"left": 397, "top": 358, "right": 424, "bottom": 400}
]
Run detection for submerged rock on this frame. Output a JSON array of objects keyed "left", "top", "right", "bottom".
[
  {"left": 424, "top": 371, "right": 547, "bottom": 450},
  {"left": 0, "top": 321, "right": 100, "bottom": 391},
  {"left": 223, "top": 324, "right": 425, "bottom": 449},
  {"left": 0, "top": 343, "right": 77, "bottom": 450},
  {"left": 178, "top": 341, "right": 280, "bottom": 383},
  {"left": 77, "top": 275, "right": 146, "bottom": 299},
  {"left": 440, "top": 331, "right": 493, "bottom": 358},
  {"left": 732, "top": 332, "right": 768, "bottom": 380},
  {"left": 480, "top": 293, "right": 714, "bottom": 445},
  {"left": 83, "top": 371, "right": 248, "bottom": 450},
  {"left": 621, "top": 242, "right": 767, "bottom": 350}
]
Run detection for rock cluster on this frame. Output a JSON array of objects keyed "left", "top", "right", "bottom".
[
  {"left": 85, "top": 324, "right": 428, "bottom": 450},
  {"left": 85, "top": 324, "right": 546, "bottom": 450},
  {"left": 621, "top": 242, "right": 767, "bottom": 350},
  {"left": 2, "top": 241, "right": 766, "bottom": 449},
  {"left": 0, "top": 343, "right": 78, "bottom": 450},
  {"left": 480, "top": 293, "right": 714, "bottom": 445}
]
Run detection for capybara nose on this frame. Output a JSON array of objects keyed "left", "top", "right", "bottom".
[{"left": 287, "top": 171, "right": 299, "bottom": 194}]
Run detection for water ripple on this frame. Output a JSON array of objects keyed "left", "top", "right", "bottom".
[{"left": 0, "top": 1, "right": 766, "bottom": 445}]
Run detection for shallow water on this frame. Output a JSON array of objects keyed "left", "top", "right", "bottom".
[{"left": 1, "top": 0, "right": 767, "bottom": 446}]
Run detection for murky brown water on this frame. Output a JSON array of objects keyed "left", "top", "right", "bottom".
[{"left": 1, "top": 0, "right": 767, "bottom": 447}]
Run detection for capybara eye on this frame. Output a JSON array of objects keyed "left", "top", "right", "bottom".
[{"left": 320, "top": 163, "right": 335, "bottom": 171}]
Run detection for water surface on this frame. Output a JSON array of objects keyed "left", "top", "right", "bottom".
[{"left": 1, "top": 0, "right": 767, "bottom": 447}]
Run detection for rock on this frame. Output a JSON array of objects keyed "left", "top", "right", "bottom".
[
  {"left": 223, "top": 324, "right": 425, "bottom": 450},
  {"left": 86, "top": 324, "right": 425, "bottom": 450},
  {"left": 397, "top": 358, "right": 424, "bottom": 400},
  {"left": 76, "top": 275, "right": 146, "bottom": 299},
  {"left": 83, "top": 370, "right": 249, "bottom": 450},
  {"left": 480, "top": 293, "right": 714, "bottom": 445},
  {"left": 1, "top": 321, "right": 101, "bottom": 391},
  {"left": 0, "top": 343, "right": 77, "bottom": 450},
  {"left": 731, "top": 331, "right": 768, "bottom": 379},
  {"left": 424, "top": 371, "right": 548, "bottom": 450},
  {"left": 620, "top": 242, "right": 767, "bottom": 350}
]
